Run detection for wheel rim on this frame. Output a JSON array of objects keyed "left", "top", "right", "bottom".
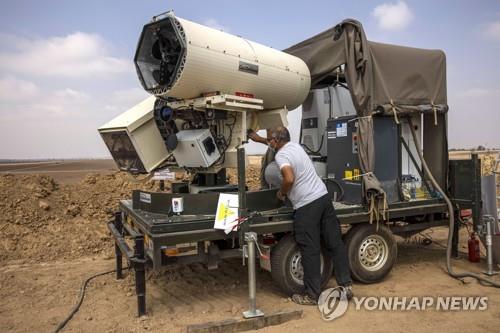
[
  {"left": 289, "top": 251, "right": 324, "bottom": 285},
  {"left": 358, "top": 234, "right": 389, "bottom": 271}
]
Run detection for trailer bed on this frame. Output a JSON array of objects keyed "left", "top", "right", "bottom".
[{"left": 119, "top": 191, "right": 448, "bottom": 246}]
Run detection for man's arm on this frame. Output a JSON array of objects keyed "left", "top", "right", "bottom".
[
  {"left": 247, "top": 129, "right": 267, "bottom": 145},
  {"left": 278, "top": 165, "right": 295, "bottom": 200}
]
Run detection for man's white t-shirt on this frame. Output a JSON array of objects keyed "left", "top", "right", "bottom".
[{"left": 275, "top": 142, "right": 328, "bottom": 209}]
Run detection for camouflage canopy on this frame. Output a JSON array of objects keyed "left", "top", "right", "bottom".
[
  {"left": 285, "top": 19, "right": 448, "bottom": 211},
  {"left": 284, "top": 19, "right": 448, "bottom": 116}
]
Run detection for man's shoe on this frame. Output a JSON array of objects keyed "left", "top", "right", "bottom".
[
  {"left": 341, "top": 284, "right": 354, "bottom": 300},
  {"left": 291, "top": 294, "right": 317, "bottom": 305}
]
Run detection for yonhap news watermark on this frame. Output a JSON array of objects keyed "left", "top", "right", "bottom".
[
  {"left": 318, "top": 287, "right": 489, "bottom": 321},
  {"left": 351, "top": 295, "right": 488, "bottom": 311}
]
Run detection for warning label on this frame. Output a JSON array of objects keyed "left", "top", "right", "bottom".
[{"left": 336, "top": 123, "right": 347, "bottom": 137}]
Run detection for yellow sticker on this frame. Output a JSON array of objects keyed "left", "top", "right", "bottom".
[
  {"left": 344, "top": 170, "right": 353, "bottom": 180},
  {"left": 216, "top": 201, "right": 236, "bottom": 221},
  {"left": 353, "top": 168, "right": 360, "bottom": 181}
]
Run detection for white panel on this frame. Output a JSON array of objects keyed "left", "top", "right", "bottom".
[
  {"left": 301, "top": 86, "right": 356, "bottom": 156},
  {"left": 131, "top": 119, "right": 170, "bottom": 171}
]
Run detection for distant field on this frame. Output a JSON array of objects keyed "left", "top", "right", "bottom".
[
  {"left": 449, "top": 150, "right": 499, "bottom": 160},
  {"left": 0, "top": 157, "right": 264, "bottom": 184},
  {"left": 0, "top": 159, "right": 117, "bottom": 184}
]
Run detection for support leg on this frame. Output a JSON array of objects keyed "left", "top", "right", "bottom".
[
  {"left": 483, "top": 215, "right": 499, "bottom": 276},
  {"left": 115, "top": 244, "right": 123, "bottom": 279},
  {"left": 114, "top": 212, "right": 124, "bottom": 279},
  {"left": 242, "top": 232, "right": 264, "bottom": 319},
  {"left": 134, "top": 236, "right": 147, "bottom": 316}
]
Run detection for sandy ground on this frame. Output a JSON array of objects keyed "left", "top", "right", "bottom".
[
  {"left": 0, "top": 159, "right": 499, "bottom": 333},
  {"left": 1, "top": 230, "right": 499, "bottom": 333}
]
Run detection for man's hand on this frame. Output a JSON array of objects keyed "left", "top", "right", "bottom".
[
  {"left": 248, "top": 130, "right": 260, "bottom": 142},
  {"left": 277, "top": 189, "right": 286, "bottom": 201}
]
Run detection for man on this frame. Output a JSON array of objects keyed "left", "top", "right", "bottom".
[{"left": 268, "top": 126, "right": 353, "bottom": 305}]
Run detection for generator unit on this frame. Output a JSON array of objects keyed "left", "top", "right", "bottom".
[
  {"left": 326, "top": 115, "right": 401, "bottom": 204},
  {"left": 299, "top": 86, "right": 424, "bottom": 204}
]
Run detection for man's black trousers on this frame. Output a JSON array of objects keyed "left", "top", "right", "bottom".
[{"left": 293, "top": 193, "right": 352, "bottom": 300}]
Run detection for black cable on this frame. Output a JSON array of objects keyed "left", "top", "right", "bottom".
[
  {"left": 52, "top": 266, "right": 130, "bottom": 333},
  {"left": 214, "top": 113, "right": 236, "bottom": 166},
  {"left": 301, "top": 133, "right": 324, "bottom": 155},
  {"left": 333, "top": 80, "right": 349, "bottom": 90},
  {"left": 326, "top": 178, "right": 345, "bottom": 201}
]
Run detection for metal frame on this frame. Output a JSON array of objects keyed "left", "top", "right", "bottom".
[{"left": 111, "top": 195, "right": 449, "bottom": 316}]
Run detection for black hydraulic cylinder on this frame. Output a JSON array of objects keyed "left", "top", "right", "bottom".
[
  {"left": 237, "top": 147, "right": 247, "bottom": 211},
  {"left": 237, "top": 147, "right": 249, "bottom": 238}
]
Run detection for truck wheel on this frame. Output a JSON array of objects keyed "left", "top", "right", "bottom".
[
  {"left": 271, "top": 234, "right": 333, "bottom": 295},
  {"left": 344, "top": 223, "right": 397, "bottom": 283}
]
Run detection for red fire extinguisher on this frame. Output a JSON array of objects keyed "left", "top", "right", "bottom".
[{"left": 468, "top": 232, "right": 480, "bottom": 263}]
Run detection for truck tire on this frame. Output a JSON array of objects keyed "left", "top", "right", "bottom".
[
  {"left": 271, "top": 234, "right": 333, "bottom": 295},
  {"left": 344, "top": 223, "right": 397, "bottom": 284}
]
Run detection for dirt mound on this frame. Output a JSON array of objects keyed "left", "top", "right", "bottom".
[
  {"left": 480, "top": 152, "right": 499, "bottom": 175},
  {"left": 0, "top": 173, "right": 165, "bottom": 264},
  {"left": 0, "top": 165, "right": 262, "bottom": 264}
]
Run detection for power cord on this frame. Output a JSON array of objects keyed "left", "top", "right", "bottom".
[{"left": 52, "top": 266, "right": 130, "bottom": 333}]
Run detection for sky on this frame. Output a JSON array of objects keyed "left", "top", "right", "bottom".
[{"left": 0, "top": 0, "right": 499, "bottom": 159}]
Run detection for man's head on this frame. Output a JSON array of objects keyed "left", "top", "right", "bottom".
[{"left": 267, "top": 126, "right": 290, "bottom": 151}]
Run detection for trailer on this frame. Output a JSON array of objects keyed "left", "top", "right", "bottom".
[
  {"left": 102, "top": 14, "right": 493, "bottom": 316},
  {"left": 107, "top": 149, "right": 484, "bottom": 316}
]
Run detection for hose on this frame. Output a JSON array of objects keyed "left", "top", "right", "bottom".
[
  {"left": 52, "top": 267, "right": 130, "bottom": 333},
  {"left": 407, "top": 117, "right": 500, "bottom": 287}
]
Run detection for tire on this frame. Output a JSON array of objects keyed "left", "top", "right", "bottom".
[
  {"left": 344, "top": 223, "right": 397, "bottom": 284},
  {"left": 270, "top": 234, "right": 333, "bottom": 295}
]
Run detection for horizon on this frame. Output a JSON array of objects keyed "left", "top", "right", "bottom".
[{"left": 1, "top": 147, "right": 499, "bottom": 162}]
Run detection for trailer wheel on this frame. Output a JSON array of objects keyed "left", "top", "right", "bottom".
[
  {"left": 344, "top": 223, "right": 397, "bottom": 283},
  {"left": 271, "top": 235, "right": 333, "bottom": 295}
]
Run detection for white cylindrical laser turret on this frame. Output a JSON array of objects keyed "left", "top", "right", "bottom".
[{"left": 134, "top": 12, "right": 311, "bottom": 110}]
